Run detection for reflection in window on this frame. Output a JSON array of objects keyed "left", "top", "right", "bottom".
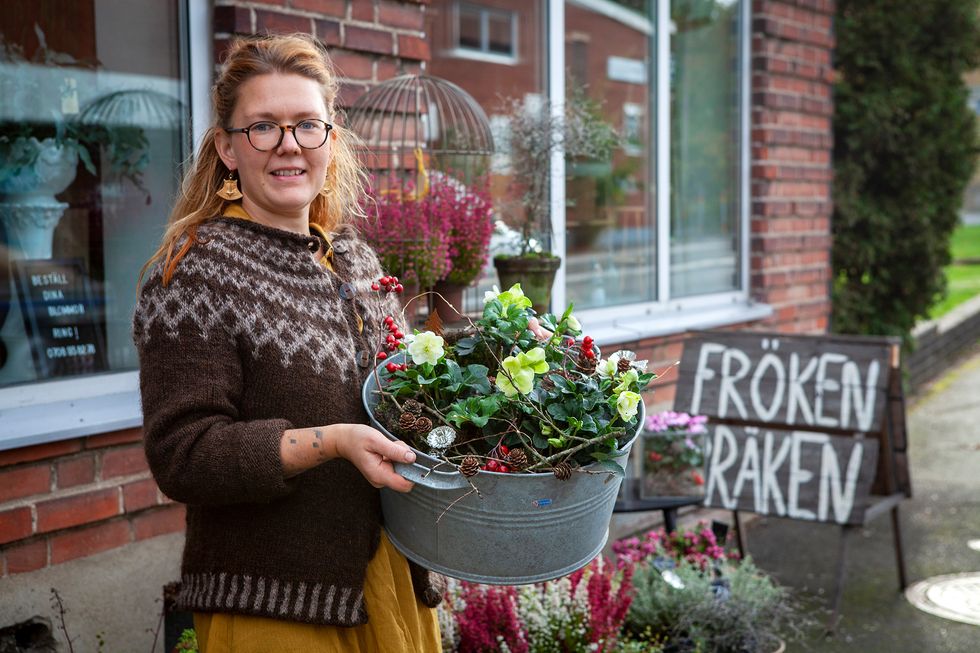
[
  {"left": 0, "top": 1, "right": 188, "bottom": 386},
  {"left": 564, "top": 0, "right": 655, "bottom": 310},
  {"left": 670, "top": 0, "right": 742, "bottom": 297},
  {"left": 455, "top": 3, "right": 517, "bottom": 59}
]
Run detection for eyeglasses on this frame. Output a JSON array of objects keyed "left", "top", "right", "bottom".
[{"left": 224, "top": 119, "right": 333, "bottom": 151}]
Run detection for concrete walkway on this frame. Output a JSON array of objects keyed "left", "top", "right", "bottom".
[{"left": 742, "top": 346, "right": 980, "bottom": 651}]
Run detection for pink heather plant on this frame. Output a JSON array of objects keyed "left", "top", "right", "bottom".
[
  {"left": 644, "top": 411, "right": 707, "bottom": 434},
  {"left": 455, "top": 582, "right": 528, "bottom": 653},
  {"left": 428, "top": 172, "right": 494, "bottom": 286},
  {"left": 360, "top": 177, "right": 452, "bottom": 290},
  {"left": 612, "top": 521, "right": 739, "bottom": 571}
]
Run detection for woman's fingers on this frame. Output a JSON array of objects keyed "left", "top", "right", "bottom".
[{"left": 341, "top": 425, "right": 416, "bottom": 492}]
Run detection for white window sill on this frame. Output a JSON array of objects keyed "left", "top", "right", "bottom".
[
  {"left": 0, "top": 372, "right": 142, "bottom": 451},
  {"left": 582, "top": 300, "right": 773, "bottom": 347},
  {"left": 444, "top": 48, "right": 518, "bottom": 65}
]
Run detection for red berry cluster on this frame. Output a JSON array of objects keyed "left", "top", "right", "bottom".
[
  {"left": 581, "top": 335, "right": 596, "bottom": 360},
  {"left": 482, "top": 443, "right": 512, "bottom": 473},
  {"left": 371, "top": 275, "right": 404, "bottom": 294},
  {"left": 376, "top": 315, "right": 408, "bottom": 373}
]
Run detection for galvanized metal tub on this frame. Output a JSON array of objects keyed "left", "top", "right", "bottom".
[{"left": 362, "top": 361, "right": 642, "bottom": 585}]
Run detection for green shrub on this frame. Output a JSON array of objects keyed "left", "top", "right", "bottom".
[{"left": 832, "top": 0, "right": 980, "bottom": 341}]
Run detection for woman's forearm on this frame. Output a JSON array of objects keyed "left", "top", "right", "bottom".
[{"left": 280, "top": 425, "right": 342, "bottom": 478}]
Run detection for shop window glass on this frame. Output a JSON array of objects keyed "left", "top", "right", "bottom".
[
  {"left": 670, "top": 0, "right": 742, "bottom": 297},
  {"left": 456, "top": 3, "right": 517, "bottom": 59},
  {"left": 564, "top": 0, "right": 655, "bottom": 310},
  {"left": 0, "top": 0, "right": 189, "bottom": 387}
]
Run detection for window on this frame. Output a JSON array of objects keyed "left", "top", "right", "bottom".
[
  {"left": 0, "top": 0, "right": 192, "bottom": 443},
  {"left": 454, "top": 3, "right": 518, "bottom": 60}
]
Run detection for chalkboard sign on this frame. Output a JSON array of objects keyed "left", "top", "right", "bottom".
[
  {"left": 12, "top": 258, "right": 107, "bottom": 379},
  {"left": 704, "top": 424, "right": 879, "bottom": 525}
]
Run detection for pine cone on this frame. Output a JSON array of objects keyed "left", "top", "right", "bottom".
[
  {"left": 413, "top": 416, "right": 433, "bottom": 434},
  {"left": 459, "top": 455, "right": 481, "bottom": 477},
  {"left": 398, "top": 412, "right": 418, "bottom": 431},
  {"left": 506, "top": 448, "right": 528, "bottom": 470},
  {"left": 552, "top": 461, "right": 573, "bottom": 481},
  {"left": 403, "top": 399, "right": 424, "bottom": 416},
  {"left": 618, "top": 357, "right": 632, "bottom": 373}
]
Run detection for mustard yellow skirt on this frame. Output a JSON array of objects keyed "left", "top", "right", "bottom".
[{"left": 193, "top": 532, "right": 442, "bottom": 652}]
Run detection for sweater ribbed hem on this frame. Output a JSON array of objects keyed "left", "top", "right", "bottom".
[{"left": 176, "top": 572, "right": 367, "bottom": 626}]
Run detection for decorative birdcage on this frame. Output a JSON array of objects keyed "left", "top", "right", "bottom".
[
  {"left": 347, "top": 74, "right": 495, "bottom": 193},
  {"left": 347, "top": 75, "right": 496, "bottom": 321}
]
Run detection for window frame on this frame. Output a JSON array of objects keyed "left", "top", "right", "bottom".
[
  {"left": 449, "top": 1, "right": 519, "bottom": 64},
  {"left": 553, "top": 0, "right": 762, "bottom": 340},
  {"left": 0, "top": 0, "right": 207, "bottom": 450}
]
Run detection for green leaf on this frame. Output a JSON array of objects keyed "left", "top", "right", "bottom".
[
  {"left": 593, "top": 460, "right": 626, "bottom": 479},
  {"left": 547, "top": 402, "right": 568, "bottom": 420},
  {"left": 455, "top": 337, "right": 479, "bottom": 356}
]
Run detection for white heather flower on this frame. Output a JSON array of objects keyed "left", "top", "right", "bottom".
[{"left": 407, "top": 331, "right": 445, "bottom": 366}]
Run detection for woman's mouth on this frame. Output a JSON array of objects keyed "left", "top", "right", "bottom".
[{"left": 271, "top": 169, "right": 305, "bottom": 177}]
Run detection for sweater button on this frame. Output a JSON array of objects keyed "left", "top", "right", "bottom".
[
  {"left": 332, "top": 240, "right": 349, "bottom": 254},
  {"left": 339, "top": 282, "right": 355, "bottom": 300},
  {"left": 307, "top": 239, "right": 318, "bottom": 252},
  {"left": 356, "top": 350, "right": 371, "bottom": 368}
]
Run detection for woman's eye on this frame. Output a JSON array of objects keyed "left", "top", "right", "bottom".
[
  {"left": 251, "top": 122, "right": 277, "bottom": 133},
  {"left": 297, "top": 120, "right": 320, "bottom": 131}
]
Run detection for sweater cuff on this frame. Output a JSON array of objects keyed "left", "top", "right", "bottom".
[{"left": 238, "top": 418, "right": 296, "bottom": 502}]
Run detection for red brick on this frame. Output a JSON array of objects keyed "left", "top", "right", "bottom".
[
  {"left": 0, "top": 440, "right": 82, "bottom": 467},
  {"left": 56, "top": 454, "right": 95, "bottom": 489},
  {"left": 352, "top": 0, "right": 376, "bottom": 22},
  {"left": 255, "top": 9, "right": 312, "bottom": 34},
  {"left": 84, "top": 428, "right": 142, "bottom": 450},
  {"left": 291, "top": 0, "right": 345, "bottom": 16},
  {"left": 5, "top": 539, "right": 47, "bottom": 574},
  {"left": 344, "top": 25, "right": 393, "bottom": 55},
  {"left": 123, "top": 479, "right": 160, "bottom": 513},
  {"left": 330, "top": 49, "right": 374, "bottom": 80},
  {"left": 379, "top": 0, "right": 424, "bottom": 31},
  {"left": 36, "top": 488, "right": 119, "bottom": 533},
  {"left": 50, "top": 520, "right": 131, "bottom": 564},
  {"left": 396, "top": 34, "right": 429, "bottom": 61},
  {"left": 133, "top": 505, "right": 187, "bottom": 541},
  {"left": 0, "top": 464, "right": 51, "bottom": 503},
  {"left": 338, "top": 81, "right": 370, "bottom": 108},
  {"left": 316, "top": 19, "right": 342, "bottom": 46},
  {"left": 213, "top": 5, "right": 253, "bottom": 34},
  {"left": 0, "top": 507, "right": 32, "bottom": 544},
  {"left": 101, "top": 445, "right": 149, "bottom": 479}
]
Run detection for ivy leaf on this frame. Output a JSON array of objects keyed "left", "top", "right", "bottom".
[
  {"left": 455, "top": 336, "right": 479, "bottom": 356},
  {"left": 592, "top": 460, "right": 626, "bottom": 479},
  {"left": 547, "top": 402, "right": 568, "bottom": 420},
  {"left": 580, "top": 413, "right": 598, "bottom": 433}
]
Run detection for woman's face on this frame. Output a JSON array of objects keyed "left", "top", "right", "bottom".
[{"left": 215, "top": 72, "right": 333, "bottom": 225}]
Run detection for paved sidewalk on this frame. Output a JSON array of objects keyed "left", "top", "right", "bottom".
[{"left": 742, "top": 347, "right": 980, "bottom": 651}]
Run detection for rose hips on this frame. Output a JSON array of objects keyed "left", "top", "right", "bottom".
[
  {"left": 498, "top": 464, "right": 510, "bottom": 473},
  {"left": 376, "top": 351, "right": 387, "bottom": 360},
  {"left": 385, "top": 362, "right": 398, "bottom": 373},
  {"left": 583, "top": 335, "right": 594, "bottom": 346},
  {"left": 394, "top": 283, "right": 404, "bottom": 293},
  {"left": 499, "top": 444, "right": 510, "bottom": 456},
  {"left": 486, "top": 459, "right": 500, "bottom": 472}
]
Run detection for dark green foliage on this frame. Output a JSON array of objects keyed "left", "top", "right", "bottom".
[{"left": 832, "top": 0, "right": 980, "bottom": 340}]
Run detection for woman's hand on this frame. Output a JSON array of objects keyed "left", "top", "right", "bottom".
[
  {"left": 335, "top": 424, "right": 417, "bottom": 493},
  {"left": 527, "top": 317, "right": 553, "bottom": 341},
  {"left": 280, "top": 423, "right": 416, "bottom": 492}
]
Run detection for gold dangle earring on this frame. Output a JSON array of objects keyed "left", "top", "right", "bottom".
[
  {"left": 320, "top": 160, "right": 336, "bottom": 197},
  {"left": 216, "top": 171, "right": 243, "bottom": 201}
]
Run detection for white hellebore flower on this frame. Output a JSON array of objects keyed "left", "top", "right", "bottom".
[
  {"left": 483, "top": 285, "right": 501, "bottom": 303},
  {"left": 616, "top": 391, "right": 642, "bottom": 422},
  {"left": 565, "top": 314, "right": 581, "bottom": 331},
  {"left": 407, "top": 331, "right": 445, "bottom": 366}
]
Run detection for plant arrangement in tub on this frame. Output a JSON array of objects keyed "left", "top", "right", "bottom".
[{"left": 366, "top": 283, "right": 653, "bottom": 478}]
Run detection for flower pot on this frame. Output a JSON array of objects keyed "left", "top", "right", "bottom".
[
  {"left": 429, "top": 279, "right": 466, "bottom": 325},
  {"left": 493, "top": 254, "right": 561, "bottom": 315},
  {"left": 362, "top": 355, "right": 645, "bottom": 585},
  {"left": 640, "top": 430, "right": 706, "bottom": 501}
]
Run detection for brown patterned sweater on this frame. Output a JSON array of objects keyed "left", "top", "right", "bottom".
[{"left": 132, "top": 215, "right": 437, "bottom": 626}]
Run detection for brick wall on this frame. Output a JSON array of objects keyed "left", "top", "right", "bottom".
[
  {"left": 213, "top": 0, "right": 431, "bottom": 107},
  {"left": 749, "top": 0, "right": 835, "bottom": 333},
  {"left": 0, "top": 429, "right": 183, "bottom": 577}
]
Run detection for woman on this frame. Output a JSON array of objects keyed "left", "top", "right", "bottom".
[{"left": 133, "top": 34, "right": 442, "bottom": 652}]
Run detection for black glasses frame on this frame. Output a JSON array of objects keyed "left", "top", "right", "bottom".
[{"left": 224, "top": 119, "right": 333, "bottom": 151}]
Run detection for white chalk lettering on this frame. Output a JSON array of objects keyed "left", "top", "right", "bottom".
[
  {"left": 840, "top": 360, "right": 880, "bottom": 431},
  {"left": 731, "top": 433, "right": 762, "bottom": 512},
  {"left": 788, "top": 431, "right": 828, "bottom": 520},
  {"left": 761, "top": 430, "right": 791, "bottom": 515},
  {"left": 41, "top": 289, "right": 65, "bottom": 301},
  {"left": 47, "top": 303, "right": 85, "bottom": 317},
  {"left": 706, "top": 425, "right": 739, "bottom": 509},
  {"left": 786, "top": 353, "right": 817, "bottom": 425},
  {"left": 813, "top": 353, "right": 847, "bottom": 428},
  {"left": 750, "top": 353, "right": 786, "bottom": 421},
  {"left": 719, "top": 348, "right": 751, "bottom": 419},
  {"left": 691, "top": 342, "right": 725, "bottom": 416},
  {"left": 818, "top": 440, "right": 865, "bottom": 523},
  {"left": 31, "top": 273, "right": 68, "bottom": 286}
]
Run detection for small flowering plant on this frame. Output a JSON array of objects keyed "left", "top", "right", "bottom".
[
  {"left": 641, "top": 411, "right": 708, "bottom": 499},
  {"left": 368, "top": 283, "right": 654, "bottom": 478}
]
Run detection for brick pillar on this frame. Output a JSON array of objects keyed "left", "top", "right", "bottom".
[{"left": 750, "top": 0, "right": 835, "bottom": 334}]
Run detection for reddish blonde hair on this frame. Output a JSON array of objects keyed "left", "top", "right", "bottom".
[{"left": 141, "top": 33, "right": 366, "bottom": 286}]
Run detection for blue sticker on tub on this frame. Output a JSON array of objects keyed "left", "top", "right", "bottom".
[{"left": 533, "top": 498, "right": 552, "bottom": 508}]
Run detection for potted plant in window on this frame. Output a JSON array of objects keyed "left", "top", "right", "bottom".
[{"left": 494, "top": 90, "right": 620, "bottom": 313}]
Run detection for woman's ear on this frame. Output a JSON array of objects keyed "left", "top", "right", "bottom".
[{"left": 214, "top": 128, "right": 237, "bottom": 172}]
